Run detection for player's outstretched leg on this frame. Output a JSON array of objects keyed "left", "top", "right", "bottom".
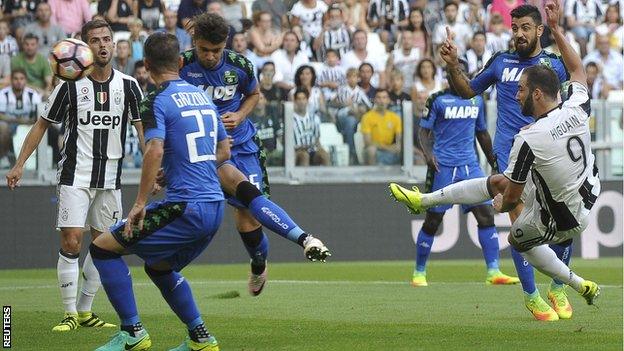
[
  {"left": 520, "top": 245, "right": 600, "bottom": 306},
  {"left": 144, "top": 266, "right": 219, "bottom": 351},
  {"left": 470, "top": 205, "right": 519, "bottom": 285},
  {"left": 77, "top": 251, "right": 116, "bottom": 328},
  {"left": 547, "top": 240, "right": 574, "bottom": 319},
  {"left": 90, "top": 244, "right": 151, "bottom": 351},
  {"left": 235, "top": 180, "right": 331, "bottom": 261}
]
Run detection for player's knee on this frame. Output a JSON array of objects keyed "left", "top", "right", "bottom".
[
  {"left": 239, "top": 226, "right": 264, "bottom": 247},
  {"left": 60, "top": 231, "right": 82, "bottom": 254},
  {"left": 236, "top": 180, "right": 262, "bottom": 207},
  {"left": 473, "top": 206, "right": 495, "bottom": 228},
  {"left": 422, "top": 212, "right": 444, "bottom": 235},
  {"left": 144, "top": 263, "right": 172, "bottom": 278},
  {"left": 89, "top": 242, "right": 121, "bottom": 260}
]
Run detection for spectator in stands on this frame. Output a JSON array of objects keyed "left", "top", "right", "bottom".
[
  {"left": 485, "top": 13, "right": 511, "bottom": 53},
  {"left": 2, "top": 0, "right": 41, "bottom": 30},
  {"left": 250, "top": 93, "right": 284, "bottom": 166},
  {"left": 232, "top": 32, "right": 264, "bottom": 72},
  {"left": 314, "top": 5, "right": 352, "bottom": 61},
  {"left": 0, "top": 20, "right": 18, "bottom": 88},
  {"left": 583, "top": 34, "right": 624, "bottom": 89},
  {"left": 333, "top": 67, "right": 371, "bottom": 164},
  {"left": 465, "top": 0, "right": 486, "bottom": 32},
  {"left": 133, "top": 61, "right": 155, "bottom": 94},
  {"left": 135, "top": 0, "right": 164, "bottom": 32},
  {"left": 585, "top": 61, "right": 611, "bottom": 99},
  {"left": 99, "top": 0, "right": 135, "bottom": 32},
  {"left": 24, "top": 2, "right": 66, "bottom": 56},
  {"left": 177, "top": 0, "right": 208, "bottom": 29},
  {"left": 411, "top": 58, "right": 444, "bottom": 117},
  {"left": 158, "top": 10, "right": 192, "bottom": 51},
  {"left": 361, "top": 89, "right": 402, "bottom": 165},
  {"left": 489, "top": 0, "right": 522, "bottom": 30},
  {"left": 388, "top": 69, "right": 411, "bottom": 117},
  {"left": 318, "top": 49, "right": 346, "bottom": 102},
  {"left": 271, "top": 31, "right": 309, "bottom": 91},
  {"left": 432, "top": 1, "right": 473, "bottom": 57},
  {"left": 259, "top": 61, "right": 284, "bottom": 116},
  {"left": 367, "top": 0, "right": 410, "bottom": 50},
  {"left": 343, "top": 0, "right": 368, "bottom": 31},
  {"left": 10, "top": 33, "right": 51, "bottom": 96},
  {"left": 112, "top": 39, "right": 135, "bottom": 76},
  {"left": 565, "top": 0, "right": 604, "bottom": 57},
  {"left": 341, "top": 29, "right": 387, "bottom": 88},
  {"left": 463, "top": 31, "right": 491, "bottom": 77},
  {"left": 290, "top": 0, "right": 329, "bottom": 54},
  {"left": 595, "top": 3, "right": 623, "bottom": 52},
  {"left": 249, "top": 11, "right": 283, "bottom": 61},
  {"left": 48, "top": 0, "right": 92, "bottom": 36},
  {"left": 220, "top": 0, "right": 247, "bottom": 32},
  {"left": 290, "top": 65, "right": 327, "bottom": 122},
  {"left": 405, "top": 8, "right": 430, "bottom": 58},
  {"left": 251, "top": 0, "right": 288, "bottom": 30},
  {"left": 293, "top": 88, "right": 330, "bottom": 166},
  {"left": 358, "top": 62, "right": 377, "bottom": 100},
  {"left": 0, "top": 68, "right": 41, "bottom": 167},
  {"left": 387, "top": 30, "right": 420, "bottom": 94},
  {"left": 128, "top": 18, "right": 147, "bottom": 62}
]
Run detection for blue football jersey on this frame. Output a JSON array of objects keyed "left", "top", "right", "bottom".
[
  {"left": 140, "top": 79, "right": 228, "bottom": 202},
  {"left": 180, "top": 49, "right": 258, "bottom": 147},
  {"left": 420, "top": 90, "right": 487, "bottom": 167},
  {"left": 469, "top": 50, "right": 569, "bottom": 155}
]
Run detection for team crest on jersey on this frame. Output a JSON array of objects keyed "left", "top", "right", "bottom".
[
  {"left": 97, "top": 92, "right": 108, "bottom": 104},
  {"left": 539, "top": 58, "right": 553, "bottom": 69},
  {"left": 113, "top": 89, "right": 122, "bottom": 105},
  {"left": 223, "top": 70, "right": 238, "bottom": 85}
]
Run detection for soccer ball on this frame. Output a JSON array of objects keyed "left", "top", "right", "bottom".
[{"left": 49, "top": 39, "right": 94, "bottom": 81}]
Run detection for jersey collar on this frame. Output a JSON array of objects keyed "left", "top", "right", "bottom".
[{"left": 88, "top": 69, "right": 115, "bottom": 84}]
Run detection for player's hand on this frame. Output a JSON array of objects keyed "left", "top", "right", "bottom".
[
  {"left": 152, "top": 168, "right": 166, "bottom": 195},
  {"left": 5, "top": 166, "right": 23, "bottom": 190},
  {"left": 124, "top": 203, "right": 146, "bottom": 239},
  {"left": 544, "top": 1, "right": 560, "bottom": 29},
  {"left": 439, "top": 26, "right": 459, "bottom": 65},
  {"left": 492, "top": 193, "right": 504, "bottom": 212},
  {"left": 425, "top": 154, "right": 440, "bottom": 172},
  {"left": 222, "top": 111, "right": 244, "bottom": 130}
]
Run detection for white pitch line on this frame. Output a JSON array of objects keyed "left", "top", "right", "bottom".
[{"left": 0, "top": 280, "right": 622, "bottom": 291}]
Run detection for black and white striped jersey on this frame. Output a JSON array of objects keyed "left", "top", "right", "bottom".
[
  {"left": 41, "top": 69, "right": 143, "bottom": 189},
  {"left": 0, "top": 86, "right": 41, "bottom": 120},
  {"left": 504, "top": 82, "right": 600, "bottom": 230},
  {"left": 321, "top": 26, "right": 351, "bottom": 59}
]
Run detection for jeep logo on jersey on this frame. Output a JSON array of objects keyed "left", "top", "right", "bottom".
[
  {"left": 444, "top": 106, "right": 479, "bottom": 119},
  {"left": 501, "top": 67, "right": 524, "bottom": 82},
  {"left": 200, "top": 85, "right": 237, "bottom": 101},
  {"left": 223, "top": 70, "right": 238, "bottom": 85},
  {"left": 79, "top": 111, "right": 121, "bottom": 128}
]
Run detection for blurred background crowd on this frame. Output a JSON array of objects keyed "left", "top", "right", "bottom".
[{"left": 0, "top": 0, "right": 622, "bottom": 169}]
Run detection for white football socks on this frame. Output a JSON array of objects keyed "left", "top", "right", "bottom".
[
  {"left": 76, "top": 252, "right": 101, "bottom": 313},
  {"left": 521, "top": 245, "right": 584, "bottom": 292},
  {"left": 421, "top": 177, "right": 491, "bottom": 207},
  {"left": 57, "top": 250, "right": 79, "bottom": 314}
]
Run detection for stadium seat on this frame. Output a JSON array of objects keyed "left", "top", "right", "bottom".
[
  {"left": 319, "top": 122, "right": 344, "bottom": 147},
  {"left": 12, "top": 125, "right": 36, "bottom": 170},
  {"left": 607, "top": 90, "right": 624, "bottom": 103},
  {"left": 353, "top": 131, "right": 365, "bottom": 165}
]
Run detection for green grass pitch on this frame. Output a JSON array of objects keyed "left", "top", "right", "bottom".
[{"left": 1, "top": 258, "right": 622, "bottom": 350}]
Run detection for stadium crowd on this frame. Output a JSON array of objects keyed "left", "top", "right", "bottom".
[{"left": 0, "top": 0, "right": 622, "bottom": 168}]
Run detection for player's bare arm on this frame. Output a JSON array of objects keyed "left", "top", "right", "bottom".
[
  {"left": 545, "top": 1, "right": 587, "bottom": 86},
  {"left": 475, "top": 131, "right": 497, "bottom": 170},
  {"left": 5, "top": 117, "right": 51, "bottom": 189},
  {"left": 133, "top": 121, "right": 146, "bottom": 153},
  {"left": 222, "top": 86, "right": 260, "bottom": 130},
  {"left": 418, "top": 127, "right": 439, "bottom": 172},
  {"left": 440, "top": 27, "right": 477, "bottom": 98},
  {"left": 216, "top": 137, "right": 231, "bottom": 165}
]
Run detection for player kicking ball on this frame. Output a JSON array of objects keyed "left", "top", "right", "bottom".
[
  {"left": 91, "top": 33, "right": 229, "bottom": 351},
  {"left": 407, "top": 58, "right": 518, "bottom": 287},
  {"left": 390, "top": 1, "right": 600, "bottom": 319}
]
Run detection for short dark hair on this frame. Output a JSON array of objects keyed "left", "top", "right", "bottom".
[
  {"left": 294, "top": 87, "right": 309, "bottom": 99},
  {"left": 524, "top": 65, "right": 559, "bottom": 100},
  {"left": 375, "top": 88, "right": 389, "bottom": 97},
  {"left": 11, "top": 68, "right": 26, "bottom": 78},
  {"left": 443, "top": 1, "right": 458, "bottom": 10},
  {"left": 134, "top": 60, "right": 145, "bottom": 71},
  {"left": 585, "top": 61, "right": 599, "bottom": 70},
  {"left": 192, "top": 13, "right": 230, "bottom": 44},
  {"left": 144, "top": 32, "right": 180, "bottom": 75},
  {"left": 510, "top": 4, "right": 542, "bottom": 25},
  {"left": 325, "top": 48, "right": 340, "bottom": 58},
  {"left": 294, "top": 65, "right": 317, "bottom": 87},
  {"left": 415, "top": 58, "right": 436, "bottom": 79},
  {"left": 359, "top": 62, "right": 374, "bottom": 74},
  {"left": 81, "top": 19, "right": 113, "bottom": 42},
  {"left": 473, "top": 31, "right": 486, "bottom": 40},
  {"left": 23, "top": 33, "right": 38, "bottom": 42}
]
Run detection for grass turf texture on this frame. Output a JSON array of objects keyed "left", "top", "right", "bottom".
[{"left": 1, "top": 258, "right": 622, "bottom": 350}]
